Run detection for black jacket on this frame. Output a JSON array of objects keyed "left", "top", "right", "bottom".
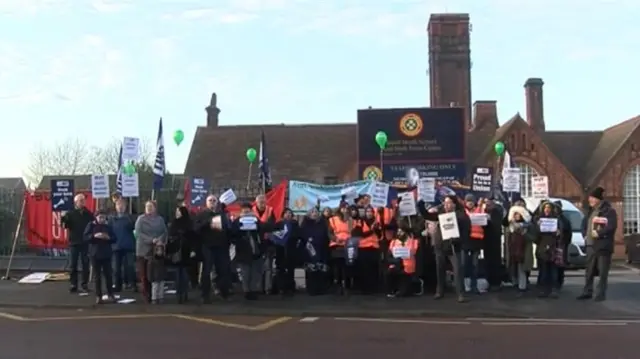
[
  {"left": 229, "top": 215, "right": 281, "bottom": 263},
  {"left": 83, "top": 221, "right": 115, "bottom": 259},
  {"left": 167, "top": 218, "right": 198, "bottom": 266},
  {"left": 194, "top": 207, "right": 229, "bottom": 248},
  {"left": 62, "top": 208, "right": 95, "bottom": 246},
  {"left": 581, "top": 200, "right": 618, "bottom": 254}
]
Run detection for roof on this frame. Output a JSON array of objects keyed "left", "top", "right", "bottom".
[
  {"left": 37, "top": 174, "right": 187, "bottom": 191},
  {"left": 0, "top": 177, "right": 26, "bottom": 190},
  {"left": 542, "top": 131, "right": 602, "bottom": 184}
]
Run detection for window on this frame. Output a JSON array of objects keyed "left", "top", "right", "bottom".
[
  {"left": 518, "top": 163, "right": 539, "bottom": 198},
  {"left": 521, "top": 134, "right": 526, "bottom": 151},
  {"left": 623, "top": 165, "right": 640, "bottom": 234}
]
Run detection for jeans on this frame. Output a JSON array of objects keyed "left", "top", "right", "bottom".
[
  {"left": 515, "top": 263, "right": 528, "bottom": 290},
  {"left": 238, "top": 259, "right": 264, "bottom": 293},
  {"left": 175, "top": 266, "right": 190, "bottom": 302},
  {"left": 463, "top": 250, "right": 480, "bottom": 292},
  {"left": 151, "top": 281, "right": 165, "bottom": 301},
  {"left": 69, "top": 245, "right": 90, "bottom": 289},
  {"left": 92, "top": 258, "right": 113, "bottom": 298},
  {"left": 113, "top": 250, "right": 135, "bottom": 291},
  {"left": 200, "top": 246, "right": 231, "bottom": 299},
  {"left": 435, "top": 250, "right": 464, "bottom": 296},
  {"left": 538, "top": 260, "right": 558, "bottom": 293}
]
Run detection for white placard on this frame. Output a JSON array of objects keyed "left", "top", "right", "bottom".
[
  {"left": 239, "top": 216, "right": 258, "bottom": 231},
  {"left": 18, "top": 272, "right": 50, "bottom": 284},
  {"left": 417, "top": 178, "right": 436, "bottom": 202},
  {"left": 211, "top": 215, "right": 222, "bottom": 229},
  {"left": 532, "top": 176, "right": 549, "bottom": 199},
  {"left": 502, "top": 168, "right": 521, "bottom": 192},
  {"left": 398, "top": 192, "right": 416, "bottom": 217},
  {"left": 391, "top": 246, "right": 410, "bottom": 259},
  {"left": 122, "top": 137, "right": 141, "bottom": 162},
  {"left": 469, "top": 213, "right": 488, "bottom": 226},
  {"left": 91, "top": 174, "right": 110, "bottom": 199},
  {"left": 219, "top": 189, "right": 237, "bottom": 205},
  {"left": 368, "top": 181, "right": 389, "bottom": 208},
  {"left": 438, "top": 212, "right": 460, "bottom": 240},
  {"left": 539, "top": 218, "right": 558, "bottom": 233},
  {"left": 121, "top": 173, "right": 139, "bottom": 197}
]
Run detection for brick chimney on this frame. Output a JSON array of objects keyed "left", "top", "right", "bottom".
[
  {"left": 524, "top": 78, "right": 545, "bottom": 132},
  {"left": 205, "top": 92, "right": 220, "bottom": 127},
  {"left": 471, "top": 100, "right": 499, "bottom": 131}
]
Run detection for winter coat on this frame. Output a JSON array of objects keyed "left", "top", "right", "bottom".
[
  {"left": 581, "top": 200, "right": 618, "bottom": 254},
  {"left": 504, "top": 205, "right": 534, "bottom": 271}
]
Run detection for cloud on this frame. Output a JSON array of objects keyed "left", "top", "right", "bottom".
[
  {"left": 0, "top": 0, "right": 67, "bottom": 15},
  {"left": 90, "top": 0, "right": 133, "bottom": 13}
]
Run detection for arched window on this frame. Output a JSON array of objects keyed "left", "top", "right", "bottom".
[
  {"left": 518, "top": 163, "right": 539, "bottom": 198},
  {"left": 623, "top": 165, "right": 640, "bottom": 234}
]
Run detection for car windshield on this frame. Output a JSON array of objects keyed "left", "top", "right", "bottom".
[{"left": 563, "top": 210, "right": 584, "bottom": 232}]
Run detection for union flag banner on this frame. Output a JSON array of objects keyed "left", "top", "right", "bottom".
[{"left": 25, "top": 191, "right": 96, "bottom": 249}]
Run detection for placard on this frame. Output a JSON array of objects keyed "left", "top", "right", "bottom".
[
  {"left": 91, "top": 174, "right": 110, "bottom": 199},
  {"left": 539, "top": 218, "right": 558, "bottom": 233},
  {"left": 398, "top": 192, "right": 416, "bottom": 217},
  {"left": 121, "top": 173, "right": 139, "bottom": 198},
  {"left": 438, "top": 212, "right": 460, "bottom": 240},
  {"left": 220, "top": 189, "right": 237, "bottom": 205},
  {"left": 469, "top": 213, "right": 488, "bottom": 226},
  {"left": 417, "top": 178, "right": 436, "bottom": 202},
  {"left": 368, "top": 181, "right": 389, "bottom": 208},
  {"left": 122, "top": 137, "right": 141, "bottom": 162},
  {"left": 502, "top": 168, "right": 521, "bottom": 192},
  {"left": 532, "top": 176, "right": 549, "bottom": 199},
  {"left": 190, "top": 177, "right": 208, "bottom": 206},
  {"left": 471, "top": 167, "right": 492, "bottom": 193},
  {"left": 51, "top": 179, "right": 74, "bottom": 211}
]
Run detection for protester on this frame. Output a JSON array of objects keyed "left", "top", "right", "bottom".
[
  {"left": 110, "top": 198, "right": 136, "bottom": 292},
  {"left": 578, "top": 187, "right": 618, "bottom": 302},
  {"left": 194, "top": 195, "right": 231, "bottom": 302},
  {"left": 321, "top": 207, "right": 332, "bottom": 222},
  {"left": 327, "top": 201, "right": 360, "bottom": 295},
  {"left": 148, "top": 242, "right": 167, "bottom": 304},
  {"left": 134, "top": 200, "right": 168, "bottom": 303},
  {"left": 300, "top": 207, "right": 330, "bottom": 295},
  {"left": 271, "top": 208, "right": 299, "bottom": 296},
  {"left": 252, "top": 194, "right": 276, "bottom": 294},
  {"left": 61, "top": 193, "right": 95, "bottom": 293},
  {"left": 554, "top": 201, "right": 572, "bottom": 290},
  {"left": 462, "top": 194, "right": 484, "bottom": 294},
  {"left": 385, "top": 221, "right": 422, "bottom": 298},
  {"left": 83, "top": 210, "right": 116, "bottom": 304},
  {"left": 483, "top": 197, "right": 504, "bottom": 290},
  {"left": 357, "top": 206, "right": 382, "bottom": 294},
  {"left": 506, "top": 204, "right": 534, "bottom": 296},
  {"left": 167, "top": 206, "right": 197, "bottom": 303},
  {"left": 533, "top": 201, "right": 563, "bottom": 298}
]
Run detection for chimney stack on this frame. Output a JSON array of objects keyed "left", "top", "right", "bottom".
[
  {"left": 472, "top": 101, "right": 498, "bottom": 131},
  {"left": 205, "top": 92, "right": 221, "bottom": 127},
  {"left": 524, "top": 78, "right": 545, "bottom": 132}
]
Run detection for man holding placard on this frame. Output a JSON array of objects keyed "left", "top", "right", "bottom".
[
  {"left": 462, "top": 194, "right": 487, "bottom": 294},
  {"left": 577, "top": 187, "right": 618, "bottom": 302}
]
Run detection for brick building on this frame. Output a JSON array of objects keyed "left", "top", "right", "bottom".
[{"left": 185, "top": 14, "right": 640, "bottom": 252}]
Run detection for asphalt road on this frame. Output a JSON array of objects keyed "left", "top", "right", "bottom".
[{"left": 1, "top": 309, "right": 638, "bottom": 359}]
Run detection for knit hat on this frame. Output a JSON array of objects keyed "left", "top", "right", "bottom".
[
  {"left": 589, "top": 187, "right": 605, "bottom": 200},
  {"left": 464, "top": 193, "right": 476, "bottom": 203}
]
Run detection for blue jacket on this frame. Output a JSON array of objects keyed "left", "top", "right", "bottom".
[
  {"left": 581, "top": 200, "right": 618, "bottom": 254},
  {"left": 84, "top": 222, "right": 116, "bottom": 259},
  {"left": 109, "top": 213, "right": 136, "bottom": 251}
]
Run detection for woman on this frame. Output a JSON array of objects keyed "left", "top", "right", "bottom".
[
  {"left": 327, "top": 203, "right": 362, "bottom": 295},
  {"left": 167, "top": 206, "right": 197, "bottom": 303},
  {"left": 271, "top": 208, "right": 300, "bottom": 296},
  {"left": 533, "top": 201, "right": 563, "bottom": 298},
  {"left": 357, "top": 206, "right": 382, "bottom": 294},
  {"left": 385, "top": 222, "right": 421, "bottom": 297},
  {"left": 134, "top": 200, "right": 168, "bottom": 303},
  {"left": 300, "top": 207, "right": 330, "bottom": 295},
  {"left": 506, "top": 204, "right": 534, "bottom": 296},
  {"left": 321, "top": 207, "right": 333, "bottom": 222}
]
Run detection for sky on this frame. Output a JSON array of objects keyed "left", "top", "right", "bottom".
[{"left": 1, "top": 0, "right": 639, "bottom": 179}]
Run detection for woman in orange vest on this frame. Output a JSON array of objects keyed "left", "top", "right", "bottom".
[
  {"left": 385, "top": 223, "right": 422, "bottom": 297},
  {"left": 357, "top": 206, "right": 382, "bottom": 294},
  {"left": 328, "top": 202, "right": 362, "bottom": 295}
]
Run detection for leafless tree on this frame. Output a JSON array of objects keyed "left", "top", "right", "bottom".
[{"left": 86, "top": 137, "right": 153, "bottom": 174}]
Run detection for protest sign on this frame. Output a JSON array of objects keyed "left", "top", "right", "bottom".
[
  {"left": 502, "top": 168, "right": 521, "bottom": 192},
  {"left": 121, "top": 173, "right": 139, "bottom": 197},
  {"left": 438, "top": 212, "right": 460, "bottom": 240},
  {"left": 51, "top": 179, "right": 74, "bottom": 211},
  {"left": 532, "top": 176, "right": 549, "bottom": 199},
  {"left": 368, "top": 181, "right": 390, "bottom": 208},
  {"left": 471, "top": 167, "right": 492, "bottom": 193},
  {"left": 91, "top": 174, "right": 110, "bottom": 199},
  {"left": 398, "top": 192, "right": 416, "bottom": 217},
  {"left": 417, "top": 178, "right": 436, "bottom": 202}
]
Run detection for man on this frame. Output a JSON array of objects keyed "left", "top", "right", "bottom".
[
  {"left": 462, "top": 194, "right": 485, "bottom": 294},
  {"left": 110, "top": 198, "right": 136, "bottom": 292},
  {"left": 194, "top": 194, "right": 231, "bottom": 302},
  {"left": 61, "top": 194, "right": 94, "bottom": 293},
  {"left": 577, "top": 187, "right": 617, "bottom": 302},
  {"left": 252, "top": 194, "right": 276, "bottom": 294}
]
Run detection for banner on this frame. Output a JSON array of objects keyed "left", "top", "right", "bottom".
[
  {"left": 289, "top": 180, "right": 374, "bottom": 214},
  {"left": 25, "top": 191, "right": 96, "bottom": 249}
]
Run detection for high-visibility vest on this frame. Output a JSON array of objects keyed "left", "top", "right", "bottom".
[
  {"left": 466, "top": 207, "right": 485, "bottom": 240},
  {"left": 252, "top": 205, "right": 273, "bottom": 223},
  {"left": 375, "top": 208, "right": 395, "bottom": 240},
  {"left": 329, "top": 216, "right": 350, "bottom": 247},
  {"left": 388, "top": 237, "right": 419, "bottom": 274},
  {"left": 359, "top": 220, "right": 380, "bottom": 249}
]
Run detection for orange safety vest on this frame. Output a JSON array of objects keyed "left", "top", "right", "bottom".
[
  {"left": 466, "top": 207, "right": 485, "bottom": 240},
  {"left": 359, "top": 220, "right": 380, "bottom": 249},
  {"left": 329, "top": 216, "right": 351, "bottom": 247},
  {"left": 252, "top": 205, "right": 273, "bottom": 223},
  {"left": 388, "top": 237, "right": 419, "bottom": 274},
  {"left": 375, "top": 208, "right": 396, "bottom": 240}
]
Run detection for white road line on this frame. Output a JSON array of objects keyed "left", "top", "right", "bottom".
[
  {"left": 333, "top": 317, "right": 470, "bottom": 325},
  {"left": 299, "top": 317, "right": 319, "bottom": 323},
  {"left": 481, "top": 322, "right": 628, "bottom": 326},
  {"left": 467, "top": 317, "right": 640, "bottom": 324},
  {"left": 618, "top": 264, "right": 640, "bottom": 274}
]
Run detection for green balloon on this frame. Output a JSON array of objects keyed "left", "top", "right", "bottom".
[
  {"left": 123, "top": 162, "right": 136, "bottom": 175},
  {"left": 375, "top": 131, "right": 388, "bottom": 149},
  {"left": 246, "top": 148, "right": 257, "bottom": 163},
  {"left": 173, "top": 130, "right": 185, "bottom": 145},
  {"left": 494, "top": 141, "right": 505, "bottom": 156}
]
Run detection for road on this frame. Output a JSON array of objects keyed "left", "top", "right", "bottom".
[{"left": 1, "top": 309, "right": 638, "bottom": 359}]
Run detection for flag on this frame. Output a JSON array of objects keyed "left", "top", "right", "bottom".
[
  {"left": 115, "top": 144, "right": 123, "bottom": 195},
  {"left": 258, "top": 130, "right": 272, "bottom": 192},
  {"left": 152, "top": 118, "right": 165, "bottom": 191}
]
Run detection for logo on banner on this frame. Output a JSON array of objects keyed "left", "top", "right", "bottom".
[
  {"left": 362, "top": 166, "right": 383, "bottom": 181},
  {"left": 399, "top": 113, "right": 423, "bottom": 137}
]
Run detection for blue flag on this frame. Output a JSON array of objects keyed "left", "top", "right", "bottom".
[
  {"left": 153, "top": 118, "right": 165, "bottom": 191},
  {"left": 115, "top": 144, "right": 123, "bottom": 195},
  {"left": 258, "top": 130, "right": 272, "bottom": 192}
]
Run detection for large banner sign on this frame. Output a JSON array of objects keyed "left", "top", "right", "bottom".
[
  {"left": 289, "top": 180, "right": 374, "bottom": 214},
  {"left": 25, "top": 191, "right": 96, "bottom": 249},
  {"left": 357, "top": 107, "right": 466, "bottom": 184}
]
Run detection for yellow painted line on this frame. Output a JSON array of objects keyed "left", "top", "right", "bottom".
[
  {"left": 252, "top": 316, "right": 292, "bottom": 331},
  {"left": 171, "top": 314, "right": 256, "bottom": 330},
  {"left": 31, "top": 314, "right": 171, "bottom": 322},
  {"left": 334, "top": 317, "right": 471, "bottom": 325}
]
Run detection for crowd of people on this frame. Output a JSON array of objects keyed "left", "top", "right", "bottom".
[{"left": 59, "top": 185, "right": 617, "bottom": 305}]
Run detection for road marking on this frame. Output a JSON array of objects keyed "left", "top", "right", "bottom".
[
  {"left": 334, "top": 317, "right": 470, "bottom": 325},
  {"left": 619, "top": 264, "right": 640, "bottom": 274},
  {"left": 0, "top": 312, "right": 28, "bottom": 321},
  {"left": 174, "top": 315, "right": 292, "bottom": 331},
  {"left": 481, "top": 321, "right": 628, "bottom": 326},
  {"left": 252, "top": 317, "right": 292, "bottom": 331},
  {"left": 467, "top": 317, "right": 640, "bottom": 324},
  {"left": 299, "top": 317, "right": 319, "bottom": 323},
  {"left": 30, "top": 314, "right": 171, "bottom": 321}
]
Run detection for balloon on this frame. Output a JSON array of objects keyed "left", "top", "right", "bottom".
[
  {"left": 375, "top": 131, "right": 388, "bottom": 149},
  {"left": 173, "top": 130, "right": 185, "bottom": 145},
  {"left": 246, "top": 148, "right": 257, "bottom": 163},
  {"left": 494, "top": 141, "right": 505, "bottom": 156},
  {"left": 123, "top": 163, "right": 136, "bottom": 175}
]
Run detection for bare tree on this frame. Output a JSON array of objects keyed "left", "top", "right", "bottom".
[{"left": 86, "top": 137, "right": 153, "bottom": 174}]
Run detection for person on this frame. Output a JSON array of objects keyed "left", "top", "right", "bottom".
[
  {"left": 300, "top": 207, "right": 330, "bottom": 295},
  {"left": 462, "top": 194, "right": 485, "bottom": 294},
  {"left": 83, "top": 210, "right": 116, "bottom": 304},
  {"left": 134, "top": 200, "right": 168, "bottom": 303},
  {"left": 533, "top": 201, "right": 563, "bottom": 298},
  {"left": 252, "top": 194, "right": 276, "bottom": 294},
  {"left": 327, "top": 202, "right": 360, "bottom": 295},
  {"left": 421, "top": 196, "right": 469, "bottom": 303},
  {"left": 357, "top": 206, "right": 382, "bottom": 294},
  {"left": 61, "top": 194, "right": 95, "bottom": 293},
  {"left": 483, "top": 197, "right": 504, "bottom": 289},
  {"left": 167, "top": 206, "right": 197, "bottom": 303},
  {"left": 109, "top": 198, "right": 136, "bottom": 292},
  {"left": 194, "top": 195, "right": 231, "bottom": 302},
  {"left": 148, "top": 242, "right": 167, "bottom": 304},
  {"left": 229, "top": 202, "right": 279, "bottom": 300},
  {"left": 577, "top": 187, "right": 618, "bottom": 302},
  {"left": 270, "top": 208, "right": 299, "bottom": 296},
  {"left": 321, "top": 207, "right": 333, "bottom": 222},
  {"left": 554, "top": 201, "right": 572, "bottom": 290},
  {"left": 506, "top": 204, "right": 534, "bottom": 296},
  {"left": 385, "top": 223, "right": 422, "bottom": 298}
]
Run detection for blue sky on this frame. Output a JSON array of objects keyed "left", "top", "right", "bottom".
[{"left": 1, "top": 0, "right": 639, "bottom": 179}]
